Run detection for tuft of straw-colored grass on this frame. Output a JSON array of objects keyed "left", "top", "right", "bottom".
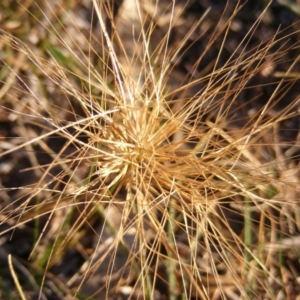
[{"left": 0, "top": 0, "right": 300, "bottom": 299}]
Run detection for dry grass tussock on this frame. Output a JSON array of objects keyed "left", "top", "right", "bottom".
[{"left": 0, "top": 0, "right": 300, "bottom": 299}]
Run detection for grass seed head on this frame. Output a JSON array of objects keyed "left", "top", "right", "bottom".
[{"left": 0, "top": 0, "right": 300, "bottom": 299}]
